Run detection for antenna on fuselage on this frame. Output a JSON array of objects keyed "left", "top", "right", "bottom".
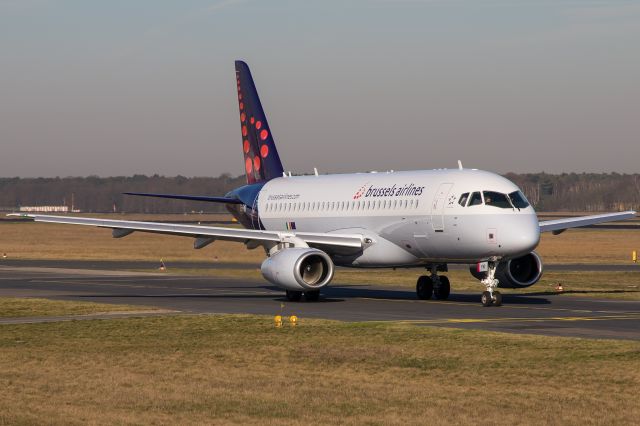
[
  {"left": 458, "top": 160, "right": 463, "bottom": 170},
  {"left": 314, "top": 167, "right": 318, "bottom": 176}
]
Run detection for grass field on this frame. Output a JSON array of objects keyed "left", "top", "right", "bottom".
[
  {"left": 1, "top": 215, "right": 639, "bottom": 300},
  {"left": 1, "top": 215, "right": 639, "bottom": 264},
  {"left": 1, "top": 216, "right": 639, "bottom": 424},
  {"left": 0, "top": 297, "right": 158, "bottom": 318},
  {"left": 0, "top": 221, "right": 264, "bottom": 263},
  {"left": 0, "top": 314, "right": 638, "bottom": 425}
]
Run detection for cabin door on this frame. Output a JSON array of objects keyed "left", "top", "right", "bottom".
[{"left": 431, "top": 183, "right": 453, "bottom": 232}]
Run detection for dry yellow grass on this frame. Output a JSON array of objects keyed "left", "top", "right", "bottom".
[
  {"left": 2, "top": 215, "right": 639, "bottom": 264},
  {"left": 0, "top": 297, "right": 158, "bottom": 318},
  {"left": 0, "top": 315, "right": 638, "bottom": 425},
  {"left": 0, "top": 221, "right": 264, "bottom": 263},
  {"left": 538, "top": 229, "right": 640, "bottom": 264}
]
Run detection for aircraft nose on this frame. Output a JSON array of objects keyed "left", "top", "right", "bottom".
[{"left": 504, "top": 214, "right": 540, "bottom": 257}]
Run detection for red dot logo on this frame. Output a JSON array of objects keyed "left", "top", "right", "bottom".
[
  {"left": 240, "top": 112, "right": 246, "bottom": 122},
  {"left": 242, "top": 125, "right": 248, "bottom": 137},
  {"left": 260, "top": 144, "right": 269, "bottom": 158},
  {"left": 260, "top": 129, "right": 269, "bottom": 140},
  {"left": 250, "top": 117, "right": 255, "bottom": 124},
  {"left": 239, "top": 93, "right": 242, "bottom": 100},
  {"left": 255, "top": 120, "right": 262, "bottom": 130},
  {"left": 245, "top": 157, "right": 252, "bottom": 174},
  {"left": 253, "top": 156, "right": 261, "bottom": 171},
  {"left": 239, "top": 102, "right": 244, "bottom": 110},
  {"left": 243, "top": 140, "right": 250, "bottom": 153}
]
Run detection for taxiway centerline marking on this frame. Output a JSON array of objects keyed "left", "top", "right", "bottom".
[
  {"left": 356, "top": 297, "right": 637, "bottom": 315},
  {"left": 370, "top": 314, "right": 640, "bottom": 325}
]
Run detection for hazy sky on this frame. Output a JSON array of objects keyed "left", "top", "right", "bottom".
[{"left": 1, "top": 0, "right": 639, "bottom": 177}]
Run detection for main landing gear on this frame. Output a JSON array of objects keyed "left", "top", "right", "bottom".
[
  {"left": 285, "top": 290, "right": 320, "bottom": 302},
  {"left": 479, "top": 261, "right": 502, "bottom": 307},
  {"left": 416, "top": 265, "right": 450, "bottom": 301}
]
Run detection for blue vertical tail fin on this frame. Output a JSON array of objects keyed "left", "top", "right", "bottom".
[{"left": 235, "top": 61, "right": 285, "bottom": 184}]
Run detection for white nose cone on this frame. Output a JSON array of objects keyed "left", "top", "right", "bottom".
[{"left": 506, "top": 214, "right": 540, "bottom": 257}]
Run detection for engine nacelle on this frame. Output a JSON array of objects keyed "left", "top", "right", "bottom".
[
  {"left": 469, "top": 251, "right": 543, "bottom": 289},
  {"left": 261, "top": 248, "right": 335, "bottom": 291}
]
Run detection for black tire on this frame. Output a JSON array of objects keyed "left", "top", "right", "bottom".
[
  {"left": 286, "top": 290, "right": 302, "bottom": 302},
  {"left": 434, "top": 276, "right": 451, "bottom": 300},
  {"left": 493, "top": 291, "right": 502, "bottom": 307},
  {"left": 304, "top": 290, "right": 320, "bottom": 302},
  {"left": 481, "top": 291, "right": 493, "bottom": 307},
  {"left": 416, "top": 276, "right": 433, "bottom": 300}
]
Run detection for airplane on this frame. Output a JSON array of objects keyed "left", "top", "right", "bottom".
[{"left": 11, "top": 61, "right": 636, "bottom": 307}]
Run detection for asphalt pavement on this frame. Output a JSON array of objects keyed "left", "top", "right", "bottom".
[{"left": 1, "top": 261, "right": 638, "bottom": 340}]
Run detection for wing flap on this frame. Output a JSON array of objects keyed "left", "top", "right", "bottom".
[{"left": 539, "top": 211, "right": 636, "bottom": 233}]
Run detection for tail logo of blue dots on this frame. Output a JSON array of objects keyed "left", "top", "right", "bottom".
[{"left": 235, "top": 61, "right": 284, "bottom": 184}]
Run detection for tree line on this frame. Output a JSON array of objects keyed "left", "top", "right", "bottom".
[
  {"left": 0, "top": 175, "right": 245, "bottom": 214},
  {"left": 0, "top": 173, "right": 639, "bottom": 213}
]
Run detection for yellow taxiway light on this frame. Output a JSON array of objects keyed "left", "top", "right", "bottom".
[
  {"left": 289, "top": 315, "right": 298, "bottom": 327},
  {"left": 274, "top": 315, "right": 283, "bottom": 328},
  {"left": 633, "top": 250, "right": 637, "bottom": 263}
]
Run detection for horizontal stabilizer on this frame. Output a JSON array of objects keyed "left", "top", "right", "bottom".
[{"left": 123, "top": 192, "right": 243, "bottom": 204}]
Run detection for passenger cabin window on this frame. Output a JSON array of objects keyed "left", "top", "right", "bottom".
[
  {"left": 468, "top": 192, "right": 483, "bottom": 206},
  {"left": 458, "top": 193, "right": 469, "bottom": 207},
  {"left": 483, "top": 191, "right": 512, "bottom": 209}
]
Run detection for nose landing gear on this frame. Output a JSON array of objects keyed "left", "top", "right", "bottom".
[
  {"left": 479, "top": 261, "right": 502, "bottom": 307},
  {"left": 416, "top": 264, "right": 450, "bottom": 301}
]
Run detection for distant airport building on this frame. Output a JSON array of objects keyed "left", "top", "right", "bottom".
[{"left": 19, "top": 205, "right": 79, "bottom": 213}]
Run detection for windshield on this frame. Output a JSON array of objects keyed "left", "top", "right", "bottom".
[
  {"left": 483, "top": 191, "right": 512, "bottom": 209},
  {"left": 508, "top": 191, "right": 530, "bottom": 209},
  {"left": 468, "top": 192, "right": 483, "bottom": 206}
]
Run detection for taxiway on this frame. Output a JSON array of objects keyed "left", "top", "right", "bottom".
[{"left": 0, "top": 261, "right": 638, "bottom": 340}]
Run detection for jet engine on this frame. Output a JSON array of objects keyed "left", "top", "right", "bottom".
[
  {"left": 261, "top": 247, "right": 335, "bottom": 291},
  {"left": 469, "top": 251, "right": 543, "bottom": 289}
]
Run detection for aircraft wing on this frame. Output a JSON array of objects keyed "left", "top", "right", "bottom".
[
  {"left": 539, "top": 211, "right": 636, "bottom": 234},
  {"left": 8, "top": 214, "right": 364, "bottom": 255}
]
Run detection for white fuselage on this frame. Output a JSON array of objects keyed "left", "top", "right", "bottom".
[{"left": 257, "top": 169, "right": 540, "bottom": 267}]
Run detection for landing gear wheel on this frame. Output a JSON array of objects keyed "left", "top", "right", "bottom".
[
  {"left": 434, "top": 276, "right": 451, "bottom": 300},
  {"left": 416, "top": 276, "right": 433, "bottom": 300},
  {"left": 286, "top": 290, "right": 302, "bottom": 302},
  {"left": 481, "top": 291, "right": 493, "bottom": 307},
  {"left": 492, "top": 291, "right": 502, "bottom": 307},
  {"left": 304, "top": 290, "right": 320, "bottom": 302}
]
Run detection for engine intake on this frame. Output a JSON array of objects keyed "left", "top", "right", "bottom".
[
  {"left": 469, "top": 251, "right": 543, "bottom": 289},
  {"left": 261, "top": 248, "right": 335, "bottom": 291}
]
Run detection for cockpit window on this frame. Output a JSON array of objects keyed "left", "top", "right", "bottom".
[
  {"left": 458, "top": 193, "right": 469, "bottom": 207},
  {"left": 509, "top": 191, "right": 530, "bottom": 209},
  {"left": 483, "top": 191, "right": 512, "bottom": 209},
  {"left": 468, "top": 192, "right": 483, "bottom": 206}
]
